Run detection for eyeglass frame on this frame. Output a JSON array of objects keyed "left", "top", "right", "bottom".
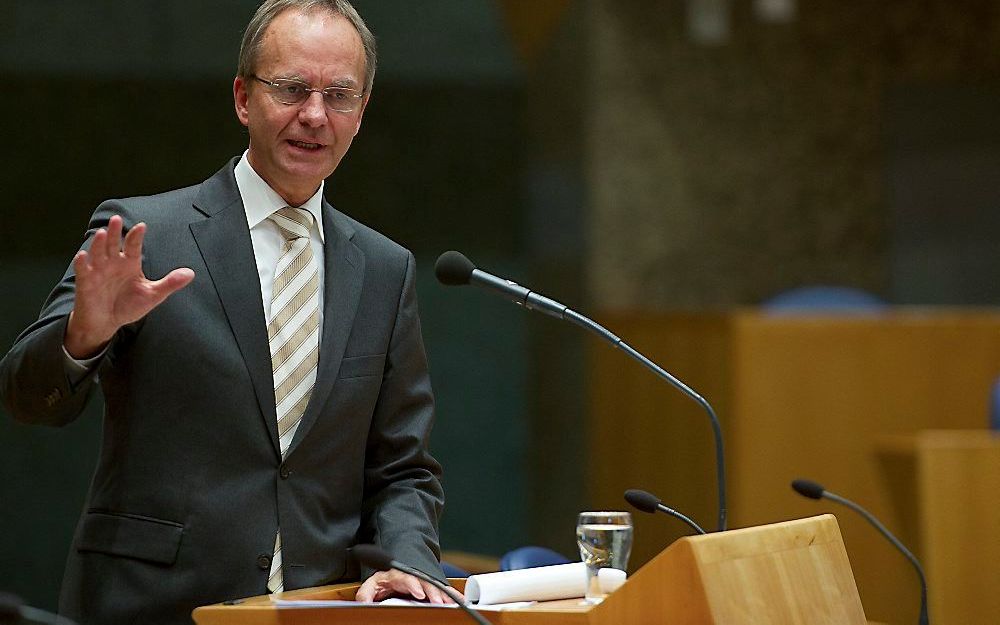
[{"left": 250, "top": 75, "right": 365, "bottom": 113}]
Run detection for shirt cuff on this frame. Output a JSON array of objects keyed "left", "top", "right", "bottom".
[{"left": 62, "top": 344, "right": 107, "bottom": 386}]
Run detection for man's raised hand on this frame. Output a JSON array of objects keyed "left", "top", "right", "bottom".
[{"left": 65, "top": 215, "right": 194, "bottom": 358}]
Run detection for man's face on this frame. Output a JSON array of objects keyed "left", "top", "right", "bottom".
[{"left": 234, "top": 8, "right": 369, "bottom": 206}]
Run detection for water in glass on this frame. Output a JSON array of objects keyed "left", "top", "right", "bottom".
[{"left": 576, "top": 511, "right": 633, "bottom": 603}]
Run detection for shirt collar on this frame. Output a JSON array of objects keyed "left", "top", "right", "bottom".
[{"left": 234, "top": 151, "right": 325, "bottom": 242}]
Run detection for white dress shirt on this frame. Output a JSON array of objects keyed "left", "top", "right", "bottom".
[{"left": 234, "top": 151, "right": 326, "bottom": 325}]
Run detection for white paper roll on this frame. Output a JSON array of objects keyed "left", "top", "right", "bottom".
[{"left": 465, "top": 563, "right": 626, "bottom": 605}]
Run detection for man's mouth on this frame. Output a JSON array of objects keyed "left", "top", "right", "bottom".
[{"left": 288, "top": 140, "right": 323, "bottom": 150}]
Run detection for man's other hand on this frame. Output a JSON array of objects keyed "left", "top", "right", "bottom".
[
  {"left": 65, "top": 215, "right": 194, "bottom": 358},
  {"left": 355, "top": 569, "right": 461, "bottom": 604}
]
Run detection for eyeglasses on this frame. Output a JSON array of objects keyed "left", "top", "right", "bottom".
[{"left": 251, "top": 75, "right": 364, "bottom": 113}]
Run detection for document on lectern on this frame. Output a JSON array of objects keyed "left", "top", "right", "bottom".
[{"left": 270, "top": 597, "right": 534, "bottom": 611}]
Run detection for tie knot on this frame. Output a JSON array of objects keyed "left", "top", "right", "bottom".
[{"left": 270, "top": 207, "right": 314, "bottom": 241}]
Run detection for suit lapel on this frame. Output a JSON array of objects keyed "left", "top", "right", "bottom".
[
  {"left": 189, "top": 160, "right": 281, "bottom": 459},
  {"left": 286, "top": 203, "right": 364, "bottom": 456}
]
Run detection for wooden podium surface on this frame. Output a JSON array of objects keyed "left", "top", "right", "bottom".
[
  {"left": 588, "top": 310, "right": 1000, "bottom": 624},
  {"left": 193, "top": 515, "right": 866, "bottom": 625}
]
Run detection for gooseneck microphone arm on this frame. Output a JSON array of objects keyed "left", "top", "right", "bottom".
[
  {"left": 0, "top": 593, "right": 78, "bottom": 625},
  {"left": 624, "top": 488, "right": 707, "bottom": 535},
  {"left": 655, "top": 501, "right": 708, "bottom": 535},
  {"left": 571, "top": 309, "right": 726, "bottom": 532},
  {"left": 824, "top": 490, "right": 928, "bottom": 625},
  {"left": 435, "top": 251, "right": 727, "bottom": 532},
  {"left": 791, "top": 479, "right": 928, "bottom": 625},
  {"left": 351, "top": 545, "right": 490, "bottom": 625}
]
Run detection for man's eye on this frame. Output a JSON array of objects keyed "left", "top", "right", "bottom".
[
  {"left": 282, "top": 84, "right": 304, "bottom": 95},
  {"left": 328, "top": 90, "right": 349, "bottom": 100}
]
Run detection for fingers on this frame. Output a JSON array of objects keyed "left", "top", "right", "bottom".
[
  {"left": 86, "top": 216, "right": 132, "bottom": 265},
  {"left": 73, "top": 250, "right": 91, "bottom": 279},
  {"left": 354, "top": 571, "right": 454, "bottom": 604},
  {"left": 89, "top": 226, "right": 109, "bottom": 264},
  {"left": 394, "top": 571, "right": 426, "bottom": 601},
  {"left": 420, "top": 579, "right": 451, "bottom": 605},
  {"left": 440, "top": 583, "right": 463, "bottom": 604},
  {"left": 354, "top": 576, "right": 379, "bottom": 602},
  {"left": 355, "top": 571, "right": 399, "bottom": 603},
  {"left": 123, "top": 221, "right": 146, "bottom": 259},
  {"left": 105, "top": 215, "right": 125, "bottom": 258}
]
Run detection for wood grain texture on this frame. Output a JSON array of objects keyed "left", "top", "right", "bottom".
[
  {"left": 193, "top": 517, "right": 866, "bottom": 624},
  {"left": 878, "top": 430, "right": 1000, "bottom": 625},
  {"left": 591, "top": 515, "right": 864, "bottom": 624},
  {"left": 588, "top": 310, "right": 1000, "bottom": 624}
]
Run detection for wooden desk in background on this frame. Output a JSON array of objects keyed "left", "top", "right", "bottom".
[
  {"left": 877, "top": 429, "right": 1000, "bottom": 625},
  {"left": 587, "top": 310, "right": 1000, "bottom": 625}
]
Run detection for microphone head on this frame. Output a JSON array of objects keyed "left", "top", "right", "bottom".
[
  {"left": 435, "top": 251, "right": 476, "bottom": 286},
  {"left": 351, "top": 544, "right": 395, "bottom": 571},
  {"left": 624, "top": 488, "right": 662, "bottom": 514},
  {"left": 791, "top": 478, "right": 826, "bottom": 500}
]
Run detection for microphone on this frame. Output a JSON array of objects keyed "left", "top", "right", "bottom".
[
  {"left": 624, "top": 488, "right": 706, "bottom": 535},
  {"left": 791, "top": 479, "right": 929, "bottom": 625},
  {"left": 435, "top": 250, "right": 568, "bottom": 319},
  {"left": 0, "top": 592, "right": 78, "bottom": 625},
  {"left": 351, "top": 545, "right": 490, "bottom": 625},
  {"left": 435, "top": 250, "right": 727, "bottom": 531}
]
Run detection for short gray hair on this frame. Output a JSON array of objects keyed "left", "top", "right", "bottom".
[{"left": 237, "top": 0, "right": 377, "bottom": 93}]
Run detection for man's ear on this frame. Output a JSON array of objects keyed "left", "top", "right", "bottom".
[
  {"left": 353, "top": 93, "right": 371, "bottom": 137},
  {"left": 234, "top": 76, "right": 250, "bottom": 127}
]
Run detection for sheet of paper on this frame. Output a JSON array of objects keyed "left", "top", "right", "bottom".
[{"left": 269, "top": 597, "right": 535, "bottom": 611}]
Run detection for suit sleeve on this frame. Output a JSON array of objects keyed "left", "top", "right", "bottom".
[
  {"left": 359, "top": 251, "right": 446, "bottom": 579},
  {"left": 0, "top": 203, "right": 129, "bottom": 426}
]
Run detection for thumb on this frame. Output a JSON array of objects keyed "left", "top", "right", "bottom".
[
  {"left": 151, "top": 268, "right": 195, "bottom": 298},
  {"left": 355, "top": 584, "right": 374, "bottom": 602}
]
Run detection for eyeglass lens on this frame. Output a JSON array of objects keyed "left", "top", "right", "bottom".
[{"left": 268, "top": 79, "right": 361, "bottom": 112}]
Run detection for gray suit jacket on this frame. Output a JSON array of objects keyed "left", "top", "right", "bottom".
[{"left": 0, "top": 159, "right": 445, "bottom": 625}]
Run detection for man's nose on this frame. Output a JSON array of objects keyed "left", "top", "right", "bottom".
[{"left": 298, "top": 91, "right": 327, "bottom": 126}]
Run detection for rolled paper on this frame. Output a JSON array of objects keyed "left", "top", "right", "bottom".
[{"left": 465, "top": 563, "right": 627, "bottom": 605}]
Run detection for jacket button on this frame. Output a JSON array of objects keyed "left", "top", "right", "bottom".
[
  {"left": 279, "top": 466, "right": 291, "bottom": 480},
  {"left": 257, "top": 554, "right": 271, "bottom": 570},
  {"left": 44, "top": 388, "right": 62, "bottom": 407}
]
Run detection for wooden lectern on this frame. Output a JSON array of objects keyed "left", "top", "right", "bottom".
[{"left": 193, "top": 515, "right": 866, "bottom": 625}]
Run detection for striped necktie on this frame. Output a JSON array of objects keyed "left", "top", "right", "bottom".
[{"left": 266, "top": 206, "right": 320, "bottom": 593}]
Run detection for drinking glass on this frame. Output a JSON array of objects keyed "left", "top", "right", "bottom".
[{"left": 576, "top": 511, "right": 633, "bottom": 604}]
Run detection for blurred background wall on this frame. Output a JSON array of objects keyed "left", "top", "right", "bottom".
[{"left": 2, "top": 1, "right": 1000, "bottom": 623}]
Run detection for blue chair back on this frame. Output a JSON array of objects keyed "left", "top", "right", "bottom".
[
  {"left": 990, "top": 377, "right": 1000, "bottom": 431},
  {"left": 762, "top": 286, "right": 887, "bottom": 312},
  {"left": 441, "top": 561, "right": 470, "bottom": 578},
  {"left": 499, "top": 546, "right": 572, "bottom": 571}
]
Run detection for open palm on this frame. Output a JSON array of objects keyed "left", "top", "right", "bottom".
[{"left": 65, "top": 215, "right": 194, "bottom": 358}]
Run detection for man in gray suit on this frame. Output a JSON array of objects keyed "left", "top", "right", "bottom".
[{"left": 0, "top": 1, "right": 449, "bottom": 623}]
